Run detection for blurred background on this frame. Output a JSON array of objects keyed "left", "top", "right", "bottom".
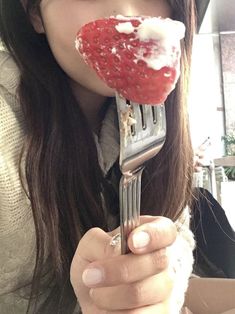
[{"left": 189, "top": 0, "right": 235, "bottom": 229}]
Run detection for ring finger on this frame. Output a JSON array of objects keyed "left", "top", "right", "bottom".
[{"left": 89, "top": 270, "right": 174, "bottom": 311}]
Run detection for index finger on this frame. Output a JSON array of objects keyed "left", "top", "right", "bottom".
[{"left": 128, "top": 216, "right": 177, "bottom": 255}]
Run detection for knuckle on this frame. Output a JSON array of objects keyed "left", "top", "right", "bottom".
[
  {"left": 152, "top": 249, "right": 169, "bottom": 271},
  {"left": 81, "top": 228, "right": 100, "bottom": 247},
  {"left": 118, "top": 262, "right": 131, "bottom": 283},
  {"left": 151, "top": 218, "right": 176, "bottom": 245},
  {"left": 90, "top": 289, "right": 106, "bottom": 308},
  {"left": 129, "top": 282, "right": 146, "bottom": 306},
  {"left": 103, "top": 238, "right": 113, "bottom": 258},
  {"left": 78, "top": 227, "right": 100, "bottom": 250}
]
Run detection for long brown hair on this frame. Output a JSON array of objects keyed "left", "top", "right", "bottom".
[{"left": 0, "top": 0, "right": 196, "bottom": 313}]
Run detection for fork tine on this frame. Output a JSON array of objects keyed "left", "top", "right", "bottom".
[
  {"left": 130, "top": 102, "right": 144, "bottom": 137},
  {"left": 136, "top": 169, "right": 143, "bottom": 224},
  {"left": 127, "top": 181, "right": 133, "bottom": 233},
  {"left": 120, "top": 177, "right": 128, "bottom": 254},
  {"left": 157, "top": 105, "right": 166, "bottom": 132},
  {"left": 139, "top": 105, "right": 147, "bottom": 129},
  {"left": 133, "top": 169, "right": 143, "bottom": 229},
  {"left": 132, "top": 176, "right": 137, "bottom": 230}
]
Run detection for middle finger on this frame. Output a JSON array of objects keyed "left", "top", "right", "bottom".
[{"left": 82, "top": 248, "right": 168, "bottom": 288}]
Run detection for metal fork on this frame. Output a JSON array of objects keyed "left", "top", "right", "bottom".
[{"left": 116, "top": 94, "right": 167, "bottom": 254}]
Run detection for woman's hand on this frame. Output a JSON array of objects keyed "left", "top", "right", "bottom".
[{"left": 70, "top": 216, "right": 177, "bottom": 314}]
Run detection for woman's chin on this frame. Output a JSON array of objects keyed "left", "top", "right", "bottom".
[
  {"left": 95, "top": 81, "right": 116, "bottom": 97},
  {"left": 104, "top": 89, "right": 116, "bottom": 97}
]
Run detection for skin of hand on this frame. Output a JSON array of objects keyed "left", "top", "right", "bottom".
[
  {"left": 70, "top": 216, "right": 177, "bottom": 314},
  {"left": 185, "top": 278, "right": 235, "bottom": 314}
]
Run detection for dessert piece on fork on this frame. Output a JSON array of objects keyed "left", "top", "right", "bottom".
[{"left": 76, "top": 15, "right": 185, "bottom": 253}]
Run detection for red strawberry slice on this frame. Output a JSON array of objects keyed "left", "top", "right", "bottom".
[{"left": 75, "top": 16, "right": 184, "bottom": 105}]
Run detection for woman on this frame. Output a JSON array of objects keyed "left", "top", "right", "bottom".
[{"left": 0, "top": 0, "right": 196, "bottom": 313}]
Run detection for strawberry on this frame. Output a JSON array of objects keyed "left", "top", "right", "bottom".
[{"left": 75, "top": 16, "right": 184, "bottom": 105}]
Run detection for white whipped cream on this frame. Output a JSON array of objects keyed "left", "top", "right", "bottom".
[
  {"left": 115, "top": 22, "right": 135, "bottom": 34},
  {"left": 115, "top": 16, "right": 185, "bottom": 71},
  {"left": 115, "top": 16, "right": 185, "bottom": 41}
]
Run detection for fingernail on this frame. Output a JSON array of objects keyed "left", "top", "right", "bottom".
[
  {"left": 132, "top": 231, "right": 150, "bottom": 249},
  {"left": 82, "top": 267, "right": 104, "bottom": 286}
]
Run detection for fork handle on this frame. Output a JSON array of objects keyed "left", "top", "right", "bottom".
[{"left": 119, "top": 167, "right": 144, "bottom": 254}]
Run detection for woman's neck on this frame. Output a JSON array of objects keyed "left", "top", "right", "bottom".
[{"left": 70, "top": 80, "right": 109, "bottom": 134}]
